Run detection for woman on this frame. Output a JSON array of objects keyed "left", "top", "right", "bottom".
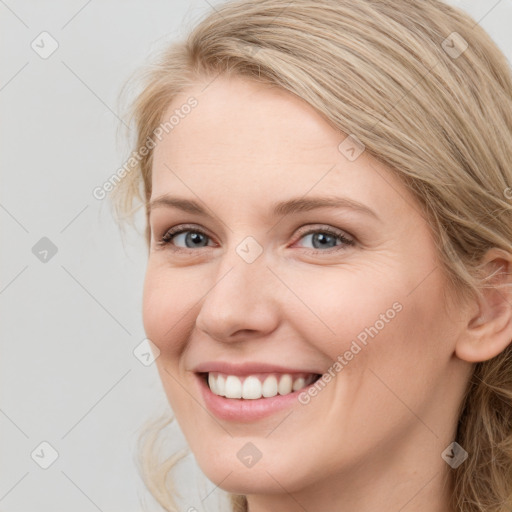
[{"left": 111, "top": 0, "right": 512, "bottom": 510}]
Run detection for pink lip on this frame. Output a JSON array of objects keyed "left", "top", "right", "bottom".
[
  {"left": 194, "top": 372, "right": 319, "bottom": 423},
  {"left": 192, "top": 361, "right": 320, "bottom": 376}
]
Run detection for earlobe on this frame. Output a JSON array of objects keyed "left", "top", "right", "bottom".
[{"left": 455, "top": 249, "right": 512, "bottom": 363}]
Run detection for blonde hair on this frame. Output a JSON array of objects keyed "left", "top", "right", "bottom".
[{"left": 111, "top": 1, "right": 512, "bottom": 510}]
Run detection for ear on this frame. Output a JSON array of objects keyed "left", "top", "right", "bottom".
[{"left": 455, "top": 248, "right": 512, "bottom": 363}]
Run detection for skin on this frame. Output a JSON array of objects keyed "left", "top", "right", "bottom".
[{"left": 142, "top": 75, "right": 512, "bottom": 511}]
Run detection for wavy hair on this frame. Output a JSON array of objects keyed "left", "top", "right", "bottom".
[{"left": 111, "top": 1, "right": 512, "bottom": 510}]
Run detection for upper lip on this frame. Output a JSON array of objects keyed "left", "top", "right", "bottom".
[{"left": 192, "top": 361, "right": 321, "bottom": 376}]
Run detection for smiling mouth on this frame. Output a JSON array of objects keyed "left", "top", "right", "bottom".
[{"left": 198, "top": 372, "right": 322, "bottom": 400}]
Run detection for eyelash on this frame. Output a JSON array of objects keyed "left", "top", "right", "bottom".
[{"left": 155, "top": 224, "right": 355, "bottom": 254}]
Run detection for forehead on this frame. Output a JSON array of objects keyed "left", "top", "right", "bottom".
[{"left": 150, "top": 75, "right": 416, "bottom": 221}]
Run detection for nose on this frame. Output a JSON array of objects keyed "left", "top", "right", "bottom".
[{"left": 195, "top": 248, "right": 280, "bottom": 343}]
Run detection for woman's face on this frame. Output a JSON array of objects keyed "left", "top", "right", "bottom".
[{"left": 143, "top": 75, "right": 472, "bottom": 501}]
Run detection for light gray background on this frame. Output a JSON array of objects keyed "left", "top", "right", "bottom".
[{"left": 1, "top": 1, "right": 511, "bottom": 511}]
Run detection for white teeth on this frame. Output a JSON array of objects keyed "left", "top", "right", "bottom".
[
  {"left": 208, "top": 373, "right": 217, "bottom": 394},
  {"left": 262, "top": 375, "right": 278, "bottom": 398},
  {"left": 292, "top": 377, "right": 305, "bottom": 391},
  {"left": 242, "top": 376, "right": 261, "bottom": 399},
  {"left": 278, "top": 374, "right": 293, "bottom": 395},
  {"left": 224, "top": 375, "right": 242, "bottom": 398},
  {"left": 217, "top": 374, "right": 225, "bottom": 396},
  {"left": 207, "top": 372, "right": 317, "bottom": 399}
]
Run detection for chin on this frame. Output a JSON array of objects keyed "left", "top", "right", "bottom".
[{"left": 192, "top": 445, "right": 313, "bottom": 495}]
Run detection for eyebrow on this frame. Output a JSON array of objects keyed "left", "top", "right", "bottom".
[{"left": 148, "top": 195, "right": 379, "bottom": 220}]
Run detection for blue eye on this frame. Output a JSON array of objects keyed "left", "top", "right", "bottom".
[
  {"left": 295, "top": 227, "right": 354, "bottom": 251},
  {"left": 158, "top": 226, "right": 212, "bottom": 249},
  {"left": 156, "top": 225, "right": 354, "bottom": 253}
]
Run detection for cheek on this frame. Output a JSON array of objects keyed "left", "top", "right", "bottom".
[
  {"left": 142, "top": 267, "right": 201, "bottom": 423},
  {"left": 289, "top": 263, "right": 452, "bottom": 402},
  {"left": 333, "top": 272, "right": 454, "bottom": 427},
  {"left": 142, "top": 265, "right": 195, "bottom": 357},
  {"left": 283, "top": 266, "right": 406, "bottom": 357}
]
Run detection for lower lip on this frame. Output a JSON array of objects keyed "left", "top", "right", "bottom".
[{"left": 195, "top": 373, "right": 315, "bottom": 423}]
